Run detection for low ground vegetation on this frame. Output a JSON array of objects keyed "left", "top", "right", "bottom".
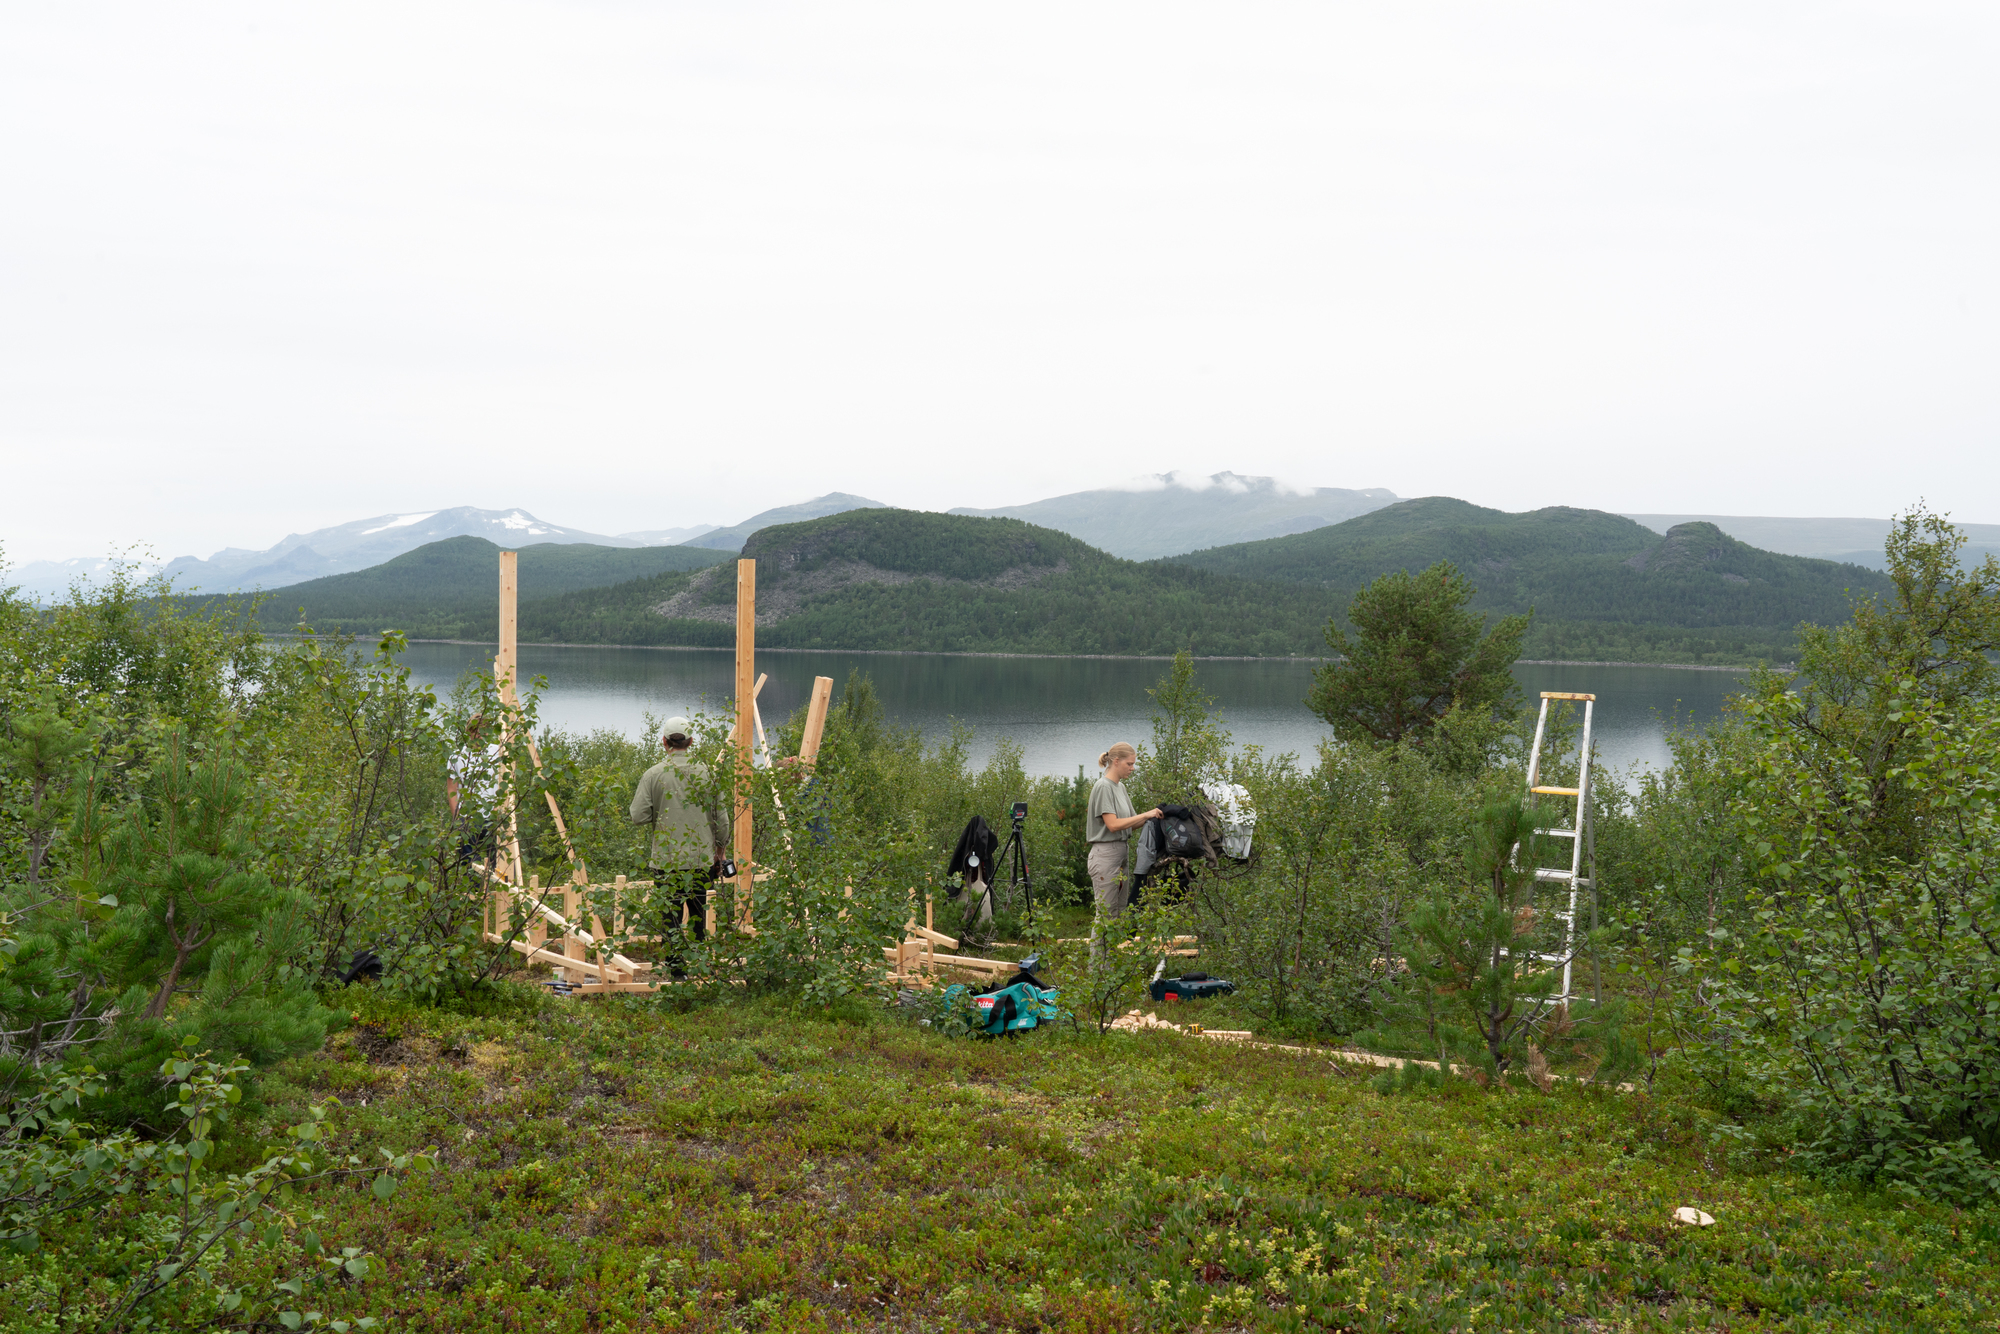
[
  {"left": 20, "top": 986, "right": 1999, "bottom": 1332},
  {"left": 1, "top": 506, "right": 1997, "bottom": 1330}
]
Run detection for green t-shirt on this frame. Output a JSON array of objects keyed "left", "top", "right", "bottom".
[
  {"left": 1085, "top": 776, "right": 1136, "bottom": 843},
  {"left": 628, "top": 754, "right": 728, "bottom": 870}
]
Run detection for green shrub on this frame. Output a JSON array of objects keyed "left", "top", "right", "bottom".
[{"left": 1698, "top": 508, "right": 2000, "bottom": 1200}]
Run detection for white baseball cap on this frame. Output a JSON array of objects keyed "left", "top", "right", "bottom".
[{"left": 663, "top": 716, "right": 692, "bottom": 739}]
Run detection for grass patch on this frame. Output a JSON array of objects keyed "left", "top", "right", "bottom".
[
  {"left": 48, "top": 988, "right": 2000, "bottom": 1332},
  {"left": 303, "top": 994, "right": 2000, "bottom": 1329}
]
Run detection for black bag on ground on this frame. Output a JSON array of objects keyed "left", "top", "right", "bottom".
[
  {"left": 340, "top": 947, "right": 384, "bottom": 985},
  {"left": 1149, "top": 973, "right": 1235, "bottom": 1002}
]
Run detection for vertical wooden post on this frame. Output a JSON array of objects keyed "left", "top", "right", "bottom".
[
  {"left": 799, "top": 675, "right": 834, "bottom": 764},
  {"left": 497, "top": 551, "right": 525, "bottom": 886},
  {"left": 498, "top": 551, "right": 518, "bottom": 697},
  {"left": 563, "top": 880, "right": 587, "bottom": 983},
  {"left": 526, "top": 874, "right": 546, "bottom": 951},
  {"left": 732, "top": 558, "right": 756, "bottom": 931}
]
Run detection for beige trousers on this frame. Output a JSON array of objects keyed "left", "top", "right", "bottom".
[{"left": 1088, "top": 840, "right": 1130, "bottom": 918}]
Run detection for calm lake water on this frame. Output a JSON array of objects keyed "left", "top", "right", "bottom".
[{"left": 396, "top": 643, "right": 1755, "bottom": 779}]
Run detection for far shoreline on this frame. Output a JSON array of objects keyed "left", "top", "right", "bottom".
[{"left": 266, "top": 634, "right": 1775, "bottom": 673}]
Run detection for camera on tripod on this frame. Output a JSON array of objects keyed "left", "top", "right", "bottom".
[{"left": 946, "top": 801, "right": 1036, "bottom": 934}]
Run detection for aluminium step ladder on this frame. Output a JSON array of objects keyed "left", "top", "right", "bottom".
[{"left": 1522, "top": 690, "right": 1599, "bottom": 1004}]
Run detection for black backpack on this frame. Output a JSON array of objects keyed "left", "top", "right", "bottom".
[{"left": 1157, "top": 805, "right": 1209, "bottom": 858}]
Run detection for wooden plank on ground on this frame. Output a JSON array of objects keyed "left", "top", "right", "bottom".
[{"left": 509, "top": 939, "right": 614, "bottom": 979}]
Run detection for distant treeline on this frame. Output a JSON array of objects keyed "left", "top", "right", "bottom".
[
  {"left": 1174, "top": 497, "right": 1891, "bottom": 662},
  {"left": 527, "top": 562, "right": 1338, "bottom": 658}
]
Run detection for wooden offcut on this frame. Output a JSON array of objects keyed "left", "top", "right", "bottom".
[{"left": 799, "top": 675, "right": 834, "bottom": 764}]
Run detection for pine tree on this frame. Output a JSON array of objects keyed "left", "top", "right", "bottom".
[
  {"left": 1307, "top": 561, "right": 1528, "bottom": 749},
  {"left": 1367, "top": 798, "right": 1627, "bottom": 1086},
  {"left": 81, "top": 733, "right": 331, "bottom": 1121},
  {"left": 0, "top": 695, "right": 94, "bottom": 890}
]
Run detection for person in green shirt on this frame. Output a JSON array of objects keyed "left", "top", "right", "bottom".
[
  {"left": 629, "top": 717, "right": 730, "bottom": 964},
  {"left": 1085, "top": 741, "right": 1162, "bottom": 921}
]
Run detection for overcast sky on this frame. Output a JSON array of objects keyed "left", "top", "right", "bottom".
[{"left": 3, "top": 2, "right": 1995, "bottom": 563}]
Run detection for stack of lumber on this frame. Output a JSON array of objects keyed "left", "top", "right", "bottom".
[
  {"left": 483, "top": 872, "right": 669, "bottom": 994},
  {"left": 882, "top": 919, "right": 1020, "bottom": 987}
]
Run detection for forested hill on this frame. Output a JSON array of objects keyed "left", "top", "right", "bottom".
[
  {"left": 195, "top": 504, "right": 1894, "bottom": 664},
  {"left": 1168, "top": 496, "right": 1895, "bottom": 662},
  {"left": 198, "top": 536, "right": 732, "bottom": 640},
  {"left": 519, "top": 509, "right": 1338, "bottom": 656}
]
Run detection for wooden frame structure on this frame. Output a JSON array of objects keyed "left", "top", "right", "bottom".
[
  {"left": 477, "top": 549, "right": 1105, "bottom": 996},
  {"left": 479, "top": 549, "right": 856, "bottom": 992}
]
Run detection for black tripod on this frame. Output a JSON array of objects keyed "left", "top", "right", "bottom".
[{"left": 998, "top": 804, "right": 1034, "bottom": 924}]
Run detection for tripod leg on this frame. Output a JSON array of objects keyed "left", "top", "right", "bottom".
[
  {"left": 1019, "top": 836, "right": 1033, "bottom": 919},
  {"left": 1005, "top": 826, "right": 1033, "bottom": 923}
]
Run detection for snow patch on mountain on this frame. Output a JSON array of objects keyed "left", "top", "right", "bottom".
[{"left": 361, "top": 511, "right": 440, "bottom": 535}]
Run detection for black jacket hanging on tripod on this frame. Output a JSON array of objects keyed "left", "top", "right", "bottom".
[{"left": 947, "top": 815, "right": 999, "bottom": 898}]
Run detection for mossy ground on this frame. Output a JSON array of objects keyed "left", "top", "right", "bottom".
[{"left": 62, "top": 977, "right": 1983, "bottom": 1334}]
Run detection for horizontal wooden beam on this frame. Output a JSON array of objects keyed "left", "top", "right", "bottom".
[{"left": 508, "top": 939, "right": 615, "bottom": 979}]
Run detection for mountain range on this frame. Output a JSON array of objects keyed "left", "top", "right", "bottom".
[
  {"left": 218, "top": 537, "right": 733, "bottom": 640},
  {"left": 948, "top": 472, "right": 1399, "bottom": 561},
  {"left": 678, "top": 493, "right": 890, "bottom": 551},
  {"left": 159, "top": 507, "right": 647, "bottom": 593},
  {"left": 1618, "top": 513, "right": 2000, "bottom": 571},
  {"left": 11, "top": 474, "right": 1992, "bottom": 602},
  {"left": 197, "top": 499, "right": 1903, "bottom": 665},
  {"left": 1177, "top": 497, "right": 1893, "bottom": 663}
]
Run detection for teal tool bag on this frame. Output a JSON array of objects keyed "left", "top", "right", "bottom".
[
  {"left": 941, "top": 980, "right": 1063, "bottom": 1036},
  {"left": 973, "top": 981, "right": 1062, "bottom": 1035}
]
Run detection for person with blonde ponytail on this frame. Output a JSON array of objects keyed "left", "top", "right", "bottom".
[{"left": 1084, "top": 742, "right": 1162, "bottom": 919}]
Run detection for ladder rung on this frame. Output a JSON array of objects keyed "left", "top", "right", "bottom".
[
  {"left": 1535, "top": 827, "right": 1579, "bottom": 838},
  {"left": 1531, "top": 786, "right": 1581, "bottom": 797},
  {"left": 1540, "top": 692, "right": 1596, "bottom": 701}
]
